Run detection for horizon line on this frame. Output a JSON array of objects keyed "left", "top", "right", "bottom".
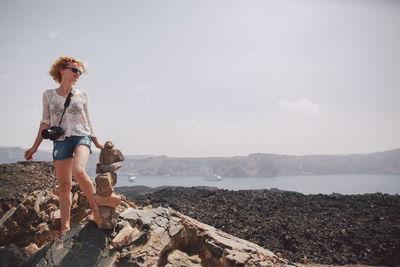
[{"left": 1, "top": 145, "right": 399, "bottom": 159}]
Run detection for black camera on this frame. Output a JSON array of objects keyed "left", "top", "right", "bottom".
[
  {"left": 41, "top": 89, "right": 73, "bottom": 141},
  {"left": 41, "top": 126, "right": 64, "bottom": 141}
]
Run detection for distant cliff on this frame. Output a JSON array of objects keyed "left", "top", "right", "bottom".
[
  {"left": 119, "top": 148, "right": 400, "bottom": 176},
  {"left": 1, "top": 146, "right": 399, "bottom": 176}
]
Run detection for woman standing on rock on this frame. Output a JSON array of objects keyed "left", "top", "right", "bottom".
[{"left": 24, "top": 56, "right": 103, "bottom": 234}]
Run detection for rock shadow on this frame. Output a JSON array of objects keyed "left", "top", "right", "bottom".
[
  {"left": 58, "top": 221, "right": 106, "bottom": 266},
  {"left": 26, "top": 221, "right": 108, "bottom": 267}
]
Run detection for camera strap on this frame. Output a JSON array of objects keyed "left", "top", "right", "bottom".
[{"left": 58, "top": 89, "right": 73, "bottom": 127}]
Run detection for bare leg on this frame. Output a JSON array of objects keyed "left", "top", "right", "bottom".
[
  {"left": 54, "top": 158, "right": 73, "bottom": 233},
  {"left": 72, "top": 145, "right": 97, "bottom": 212}
]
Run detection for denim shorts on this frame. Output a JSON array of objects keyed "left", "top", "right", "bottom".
[{"left": 53, "top": 136, "right": 92, "bottom": 161}]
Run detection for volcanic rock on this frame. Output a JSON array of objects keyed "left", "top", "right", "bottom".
[
  {"left": 24, "top": 204, "right": 290, "bottom": 266},
  {"left": 0, "top": 243, "right": 27, "bottom": 267},
  {"left": 0, "top": 161, "right": 57, "bottom": 218}
]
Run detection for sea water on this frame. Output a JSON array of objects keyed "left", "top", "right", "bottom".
[{"left": 115, "top": 174, "right": 400, "bottom": 195}]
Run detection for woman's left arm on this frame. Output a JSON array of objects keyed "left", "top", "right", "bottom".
[{"left": 91, "top": 137, "right": 104, "bottom": 149}]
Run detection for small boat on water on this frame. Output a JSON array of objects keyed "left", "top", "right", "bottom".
[
  {"left": 128, "top": 174, "right": 136, "bottom": 182},
  {"left": 204, "top": 174, "right": 222, "bottom": 181}
]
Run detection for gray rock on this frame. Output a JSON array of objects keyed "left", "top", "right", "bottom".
[
  {"left": 112, "top": 224, "right": 135, "bottom": 249},
  {"left": 8, "top": 189, "right": 292, "bottom": 267},
  {"left": 25, "top": 221, "right": 118, "bottom": 267},
  {"left": 120, "top": 207, "right": 139, "bottom": 221},
  {"left": 0, "top": 243, "right": 27, "bottom": 267},
  {"left": 120, "top": 208, "right": 158, "bottom": 227},
  {"left": 96, "top": 248, "right": 119, "bottom": 267},
  {"left": 168, "top": 222, "right": 183, "bottom": 237}
]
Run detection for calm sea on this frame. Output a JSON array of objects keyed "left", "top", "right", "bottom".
[{"left": 115, "top": 174, "right": 400, "bottom": 195}]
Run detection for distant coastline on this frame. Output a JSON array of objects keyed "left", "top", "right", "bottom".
[{"left": 1, "top": 146, "right": 399, "bottom": 177}]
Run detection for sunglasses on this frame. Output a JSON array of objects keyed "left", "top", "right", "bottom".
[{"left": 65, "top": 67, "right": 82, "bottom": 76}]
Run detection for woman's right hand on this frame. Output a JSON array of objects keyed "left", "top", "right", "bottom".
[
  {"left": 25, "top": 122, "right": 48, "bottom": 161},
  {"left": 24, "top": 147, "right": 37, "bottom": 161}
]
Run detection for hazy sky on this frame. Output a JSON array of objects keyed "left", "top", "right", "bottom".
[{"left": 1, "top": 0, "right": 399, "bottom": 157}]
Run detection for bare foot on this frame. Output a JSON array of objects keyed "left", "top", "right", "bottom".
[{"left": 54, "top": 227, "right": 70, "bottom": 239}]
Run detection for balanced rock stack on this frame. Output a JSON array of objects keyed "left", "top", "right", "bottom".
[{"left": 93, "top": 141, "right": 124, "bottom": 229}]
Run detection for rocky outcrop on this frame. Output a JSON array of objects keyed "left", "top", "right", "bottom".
[
  {"left": 0, "top": 189, "right": 64, "bottom": 249},
  {"left": 0, "top": 184, "right": 134, "bottom": 258},
  {"left": 24, "top": 205, "right": 291, "bottom": 266},
  {"left": 93, "top": 141, "right": 124, "bottom": 229}
]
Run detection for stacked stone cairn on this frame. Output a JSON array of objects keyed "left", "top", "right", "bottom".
[{"left": 93, "top": 141, "right": 124, "bottom": 229}]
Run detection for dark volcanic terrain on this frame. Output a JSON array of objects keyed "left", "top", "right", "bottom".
[
  {"left": 0, "top": 161, "right": 57, "bottom": 218},
  {"left": 118, "top": 186, "right": 400, "bottom": 266}
]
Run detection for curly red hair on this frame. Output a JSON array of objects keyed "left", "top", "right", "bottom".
[{"left": 49, "top": 56, "right": 87, "bottom": 83}]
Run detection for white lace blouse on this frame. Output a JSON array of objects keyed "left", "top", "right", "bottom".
[{"left": 40, "top": 88, "right": 96, "bottom": 141}]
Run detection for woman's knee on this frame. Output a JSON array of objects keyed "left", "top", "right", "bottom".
[
  {"left": 72, "top": 168, "right": 87, "bottom": 180},
  {"left": 59, "top": 182, "right": 72, "bottom": 194}
]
